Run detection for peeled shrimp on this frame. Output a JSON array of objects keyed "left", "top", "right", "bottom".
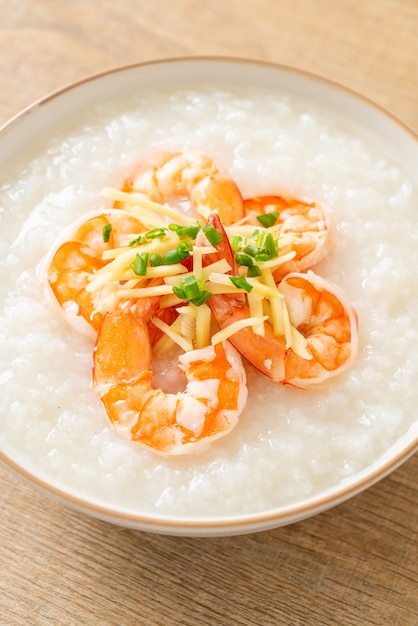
[
  {"left": 45, "top": 210, "right": 146, "bottom": 334},
  {"left": 276, "top": 271, "right": 358, "bottom": 387},
  {"left": 92, "top": 306, "right": 248, "bottom": 455},
  {"left": 204, "top": 213, "right": 358, "bottom": 389},
  {"left": 244, "top": 195, "right": 331, "bottom": 278},
  {"left": 121, "top": 150, "right": 245, "bottom": 225}
]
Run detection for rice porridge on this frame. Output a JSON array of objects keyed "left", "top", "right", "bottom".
[{"left": 1, "top": 85, "right": 417, "bottom": 519}]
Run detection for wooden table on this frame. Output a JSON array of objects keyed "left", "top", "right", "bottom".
[{"left": 1, "top": 1, "right": 417, "bottom": 624}]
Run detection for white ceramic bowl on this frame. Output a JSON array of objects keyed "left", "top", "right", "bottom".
[{"left": 1, "top": 57, "right": 417, "bottom": 536}]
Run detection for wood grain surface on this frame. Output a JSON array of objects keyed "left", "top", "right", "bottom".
[{"left": 1, "top": 1, "right": 417, "bottom": 625}]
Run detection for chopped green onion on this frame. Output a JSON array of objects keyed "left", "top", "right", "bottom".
[
  {"left": 247, "top": 265, "right": 262, "bottom": 278},
  {"left": 235, "top": 253, "right": 255, "bottom": 267},
  {"left": 176, "top": 223, "right": 201, "bottom": 240},
  {"left": 256, "top": 211, "right": 280, "bottom": 228},
  {"left": 172, "top": 274, "right": 212, "bottom": 306},
  {"left": 181, "top": 275, "right": 202, "bottom": 300},
  {"left": 202, "top": 223, "right": 223, "bottom": 246},
  {"left": 178, "top": 240, "right": 193, "bottom": 252},
  {"left": 146, "top": 227, "right": 167, "bottom": 239},
  {"left": 230, "top": 235, "right": 244, "bottom": 252},
  {"left": 129, "top": 234, "right": 147, "bottom": 247},
  {"left": 262, "top": 233, "right": 278, "bottom": 258},
  {"left": 102, "top": 223, "right": 112, "bottom": 243},
  {"left": 130, "top": 252, "right": 149, "bottom": 276},
  {"left": 149, "top": 253, "right": 164, "bottom": 266},
  {"left": 253, "top": 232, "right": 278, "bottom": 261},
  {"left": 172, "top": 285, "right": 186, "bottom": 299},
  {"left": 244, "top": 244, "right": 260, "bottom": 258},
  {"left": 163, "top": 245, "right": 191, "bottom": 264},
  {"left": 190, "top": 291, "right": 212, "bottom": 306},
  {"left": 229, "top": 276, "right": 253, "bottom": 292}
]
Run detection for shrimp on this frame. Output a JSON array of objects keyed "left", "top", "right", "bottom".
[
  {"left": 244, "top": 195, "right": 331, "bottom": 278},
  {"left": 45, "top": 210, "right": 147, "bottom": 334},
  {"left": 204, "top": 212, "right": 358, "bottom": 389},
  {"left": 92, "top": 306, "right": 248, "bottom": 455},
  {"left": 121, "top": 151, "right": 245, "bottom": 225}
]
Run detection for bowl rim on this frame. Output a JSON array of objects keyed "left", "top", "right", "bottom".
[
  {"left": 1, "top": 55, "right": 417, "bottom": 536},
  {"left": 2, "top": 430, "right": 417, "bottom": 535}
]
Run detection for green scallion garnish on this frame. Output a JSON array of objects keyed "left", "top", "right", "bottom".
[
  {"left": 256, "top": 211, "right": 280, "bottom": 228},
  {"left": 102, "top": 223, "right": 112, "bottom": 243},
  {"left": 247, "top": 265, "right": 262, "bottom": 278},
  {"left": 229, "top": 276, "right": 253, "bottom": 292},
  {"left": 172, "top": 274, "right": 212, "bottom": 306},
  {"left": 149, "top": 253, "right": 164, "bottom": 266},
  {"left": 202, "top": 223, "right": 223, "bottom": 246},
  {"left": 130, "top": 252, "right": 149, "bottom": 276},
  {"left": 176, "top": 223, "right": 201, "bottom": 240},
  {"left": 181, "top": 275, "right": 202, "bottom": 300},
  {"left": 230, "top": 235, "right": 244, "bottom": 252},
  {"left": 189, "top": 291, "right": 212, "bottom": 306},
  {"left": 244, "top": 244, "right": 260, "bottom": 258},
  {"left": 235, "top": 253, "right": 255, "bottom": 267},
  {"left": 146, "top": 227, "right": 167, "bottom": 240},
  {"left": 128, "top": 234, "right": 147, "bottom": 247},
  {"left": 163, "top": 243, "right": 191, "bottom": 264}
]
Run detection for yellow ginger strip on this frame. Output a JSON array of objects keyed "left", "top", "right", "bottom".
[
  {"left": 289, "top": 325, "right": 313, "bottom": 360},
  {"left": 175, "top": 305, "right": 197, "bottom": 317},
  {"left": 275, "top": 289, "right": 311, "bottom": 359},
  {"left": 193, "top": 245, "right": 217, "bottom": 256},
  {"left": 100, "top": 187, "right": 196, "bottom": 225},
  {"left": 202, "top": 258, "right": 232, "bottom": 277},
  {"left": 192, "top": 245, "right": 203, "bottom": 281},
  {"left": 163, "top": 259, "right": 232, "bottom": 288},
  {"left": 195, "top": 302, "right": 211, "bottom": 349},
  {"left": 151, "top": 316, "right": 193, "bottom": 353},
  {"left": 257, "top": 250, "right": 296, "bottom": 270},
  {"left": 211, "top": 316, "right": 269, "bottom": 345},
  {"left": 280, "top": 297, "right": 293, "bottom": 348},
  {"left": 88, "top": 239, "right": 180, "bottom": 292},
  {"left": 208, "top": 273, "right": 281, "bottom": 299},
  {"left": 247, "top": 291, "right": 265, "bottom": 336},
  {"left": 175, "top": 304, "right": 199, "bottom": 344},
  {"left": 152, "top": 333, "right": 175, "bottom": 356},
  {"left": 159, "top": 293, "right": 184, "bottom": 309},
  {"left": 99, "top": 263, "right": 188, "bottom": 284},
  {"left": 205, "top": 283, "right": 248, "bottom": 295},
  {"left": 180, "top": 310, "right": 196, "bottom": 340},
  {"left": 153, "top": 315, "right": 183, "bottom": 355},
  {"left": 259, "top": 267, "right": 286, "bottom": 336},
  {"left": 94, "top": 282, "right": 175, "bottom": 312}
]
